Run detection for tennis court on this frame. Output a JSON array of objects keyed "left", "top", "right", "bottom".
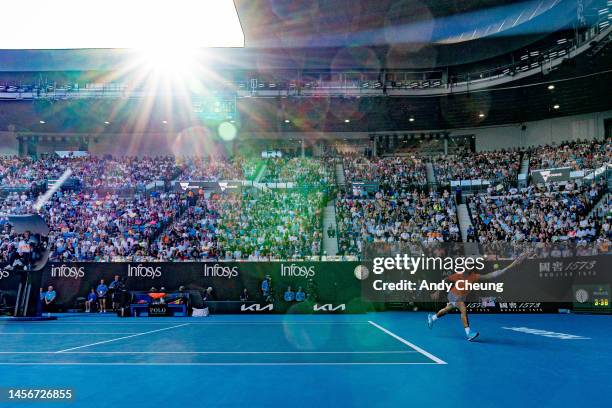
[{"left": 1, "top": 312, "right": 610, "bottom": 407}]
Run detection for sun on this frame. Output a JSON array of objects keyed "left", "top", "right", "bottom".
[{"left": 138, "top": 47, "right": 200, "bottom": 77}]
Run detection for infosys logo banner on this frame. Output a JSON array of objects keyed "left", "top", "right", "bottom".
[
  {"left": 50, "top": 265, "right": 85, "bottom": 279},
  {"left": 127, "top": 264, "right": 162, "bottom": 278},
  {"left": 280, "top": 263, "right": 315, "bottom": 278},
  {"left": 203, "top": 264, "right": 239, "bottom": 279}
]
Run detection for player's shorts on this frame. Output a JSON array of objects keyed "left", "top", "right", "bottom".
[{"left": 447, "top": 291, "right": 466, "bottom": 307}]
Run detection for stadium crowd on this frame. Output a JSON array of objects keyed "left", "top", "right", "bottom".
[
  {"left": 0, "top": 190, "right": 186, "bottom": 261},
  {"left": 342, "top": 155, "right": 428, "bottom": 188},
  {"left": 0, "top": 139, "right": 609, "bottom": 262},
  {"left": 156, "top": 190, "right": 324, "bottom": 260},
  {"left": 261, "top": 157, "right": 333, "bottom": 186},
  {"left": 335, "top": 190, "right": 460, "bottom": 255},
  {"left": 528, "top": 139, "right": 611, "bottom": 171},
  {"left": 433, "top": 149, "right": 521, "bottom": 186},
  {"left": 0, "top": 155, "right": 182, "bottom": 190},
  {"left": 469, "top": 180, "right": 606, "bottom": 244},
  {"left": 0, "top": 156, "right": 45, "bottom": 190},
  {"left": 178, "top": 157, "right": 256, "bottom": 181}
]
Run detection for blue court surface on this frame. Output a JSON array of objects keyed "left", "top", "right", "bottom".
[{"left": 0, "top": 312, "right": 610, "bottom": 407}]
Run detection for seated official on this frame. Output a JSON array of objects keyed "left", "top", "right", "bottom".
[
  {"left": 44, "top": 285, "right": 56, "bottom": 315},
  {"left": 85, "top": 288, "right": 97, "bottom": 312},
  {"left": 284, "top": 286, "right": 295, "bottom": 302},
  {"left": 295, "top": 286, "right": 306, "bottom": 302},
  {"left": 240, "top": 288, "right": 249, "bottom": 302}
]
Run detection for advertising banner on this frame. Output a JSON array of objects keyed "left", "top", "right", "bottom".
[
  {"left": 351, "top": 181, "right": 379, "bottom": 195},
  {"left": 0, "top": 269, "right": 22, "bottom": 296},
  {"left": 530, "top": 167, "right": 571, "bottom": 184},
  {"left": 40, "top": 262, "right": 364, "bottom": 314},
  {"left": 359, "top": 242, "right": 612, "bottom": 312},
  {"left": 174, "top": 180, "right": 242, "bottom": 192}
]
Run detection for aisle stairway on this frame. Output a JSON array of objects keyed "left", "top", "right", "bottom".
[
  {"left": 335, "top": 163, "right": 346, "bottom": 189},
  {"left": 322, "top": 201, "right": 339, "bottom": 256},
  {"left": 425, "top": 162, "right": 437, "bottom": 187},
  {"left": 519, "top": 157, "right": 530, "bottom": 175},
  {"left": 518, "top": 154, "right": 530, "bottom": 187},
  {"left": 457, "top": 203, "right": 474, "bottom": 242}
]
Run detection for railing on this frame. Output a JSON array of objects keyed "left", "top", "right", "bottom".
[{"left": 0, "top": 4, "right": 610, "bottom": 100}]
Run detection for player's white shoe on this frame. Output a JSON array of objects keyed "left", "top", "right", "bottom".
[
  {"left": 427, "top": 314, "right": 435, "bottom": 329},
  {"left": 467, "top": 331, "right": 480, "bottom": 341}
]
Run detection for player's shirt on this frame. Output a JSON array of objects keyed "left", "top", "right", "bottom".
[
  {"left": 261, "top": 280, "right": 270, "bottom": 293},
  {"left": 45, "top": 291, "right": 56, "bottom": 302},
  {"left": 447, "top": 273, "right": 480, "bottom": 297},
  {"left": 97, "top": 284, "right": 108, "bottom": 296}
]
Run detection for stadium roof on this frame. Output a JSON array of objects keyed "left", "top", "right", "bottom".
[
  {"left": 0, "top": 0, "right": 584, "bottom": 70},
  {"left": 235, "top": 0, "right": 570, "bottom": 47},
  {"left": 1, "top": 55, "right": 610, "bottom": 134},
  {"left": 0, "top": 0, "right": 244, "bottom": 49}
]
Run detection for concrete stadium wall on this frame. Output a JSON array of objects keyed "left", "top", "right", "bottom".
[
  {"left": 1, "top": 110, "right": 610, "bottom": 157},
  {"left": 88, "top": 132, "right": 232, "bottom": 158},
  {"left": 0, "top": 132, "right": 18, "bottom": 155}
]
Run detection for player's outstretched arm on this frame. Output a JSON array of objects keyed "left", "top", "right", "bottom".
[{"left": 480, "top": 251, "right": 529, "bottom": 281}]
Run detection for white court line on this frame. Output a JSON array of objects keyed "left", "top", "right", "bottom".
[
  {"left": 0, "top": 333, "right": 139, "bottom": 335},
  {"left": 0, "top": 350, "right": 418, "bottom": 354},
  {"left": 55, "top": 323, "right": 190, "bottom": 353},
  {"left": 28, "top": 321, "right": 370, "bottom": 325},
  {"left": 368, "top": 321, "right": 447, "bottom": 365},
  {"left": 0, "top": 362, "right": 439, "bottom": 366}
]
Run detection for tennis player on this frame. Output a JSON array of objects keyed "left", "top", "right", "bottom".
[{"left": 427, "top": 252, "right": 528, "bottom": 341}]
